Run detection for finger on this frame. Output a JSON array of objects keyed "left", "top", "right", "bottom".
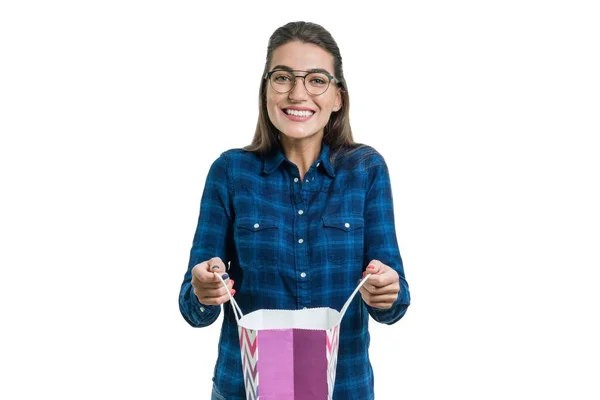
[
  {"left": 361, "top": 282, "right": 398, "bottom": 295},
  {"left": 191, "top": 261, "right": 209, "bottom": 282},
  {"left": 214, "top": 291, "right": 236, "bottom": 305},
  {"left": 359, "top": 274, "right": 387, "bottom": 292},
  {"left": 360, "top": 292, "right": 397, "bottom": 309},
  {"left": 368, "top": 292, "right": 398, "bottom": 304},
  {"left": 200, "top": 280, "right": 234, "bottom": 297},
  {"left": 361, "top": 274, "right": 388, "bottom": 289},
  {"left": 364, "top": 269, "right": 399, "bottom": 289},
  {"left": 198, "top": 286, "right": 237, "bottom": 305},
  {"left": 192, "top": 261, "right": 226, "bottom": 284},
  {"left": 207, "top": 257, "right": 227, "bottom": 275},
  {"left": 212, "top": 272, "right": 231, "bottom": 291},
  {"left": 365, "top": 260, "right": 384, "bottom": 274},
  {"left": 360, "top": 282, "right": 376, "bottom": 294},
  {"left": 193, "top": 271, "right": 234, "bottom": 302},
  {"left": 368, "top": 292, "right": 398, "bottom": 309},
  {"left": 359, "top": 286, "right": 369, "bottom": 301},
  {"left": 359, "top": 287, "right": 378, "bottom": 307},
  {"left": 200, "top": 277, "right": 234, "bottom": 290},
  {"left": 196, "top": 280, "right": 234, "bottom": 297}
]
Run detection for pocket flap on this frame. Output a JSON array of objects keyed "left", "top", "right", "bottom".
[
  {"left": 322, "top": 215, "right": 364, "bottom": 231},
  {"left": 236, "top": 216, "right": 279, "bottom": 232}
]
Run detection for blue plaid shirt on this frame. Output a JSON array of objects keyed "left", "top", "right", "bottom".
[{"left": 179, "top": 142, "right": 410, "bottom": 399}]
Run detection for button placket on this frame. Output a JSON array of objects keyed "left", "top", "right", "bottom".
[{"left": 291, "top": 168, "right": 310, "bottom": 311}]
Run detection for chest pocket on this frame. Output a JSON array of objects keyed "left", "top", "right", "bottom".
[
  {"left": 322, "top": 215, "right": 365, "bottom": 265},
  {"left": 235, "top": 216, "right": 280, "bottom": 268}
]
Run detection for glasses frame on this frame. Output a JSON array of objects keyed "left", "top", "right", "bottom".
[{"left": 264, "top": 68, "right": 341, "bottom": 96}]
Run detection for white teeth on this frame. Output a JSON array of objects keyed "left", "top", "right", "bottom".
[{"left": 285, "top": 109, "right": 314, "bottom": 117}]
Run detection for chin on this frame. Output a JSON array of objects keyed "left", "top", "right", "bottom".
[{"left": 276, "top": 121, "right": 324, "bottom": 139}]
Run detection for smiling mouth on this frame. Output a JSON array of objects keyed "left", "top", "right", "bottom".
[{"left": 283, "top": 108, "right": 315, "bottom": 118}]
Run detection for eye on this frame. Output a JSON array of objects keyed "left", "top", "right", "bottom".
[
  {"left": 272, "top": 72, "right": 293, "bottom": 83},
  {"left": 307, "top": 73, "right": 328, "bottom": 86}
]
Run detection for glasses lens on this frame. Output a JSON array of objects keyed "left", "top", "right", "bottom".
[
  {"left": 305, "top": 72, "right": 330, "bottom": 95},
  {"left": 270, "top": 71, "right": 294, "bottom": 93}
]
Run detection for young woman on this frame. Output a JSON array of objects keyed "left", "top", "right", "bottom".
[{"left": 179, "top": 21, "right": 411, "bottom": 400}]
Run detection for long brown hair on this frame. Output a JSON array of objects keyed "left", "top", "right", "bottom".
[{"left": 244, "top": 21, "right": 357, "bottom": 154}]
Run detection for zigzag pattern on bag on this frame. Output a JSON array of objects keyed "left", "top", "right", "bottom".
[
  {"left": 239, "top": 327, "right": 259, "bottom": 399},
  {"left": 326, "top": 325, "right": 340, "bottom": 400}
]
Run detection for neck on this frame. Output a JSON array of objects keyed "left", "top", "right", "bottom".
[{"left": 279, "top": 134, "right": 322, "bottom": 180}]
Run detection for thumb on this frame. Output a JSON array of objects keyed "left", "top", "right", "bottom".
[
  {"left": 364, "top": 260, "right": 383, "bottom": 275},
  {"left": 207, "top": 257, "right": 228, "bottom": 280}
]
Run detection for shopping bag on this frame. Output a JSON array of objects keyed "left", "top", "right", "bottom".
[{"left": 216, "top": 273, "right": 371, "bottom": 400}]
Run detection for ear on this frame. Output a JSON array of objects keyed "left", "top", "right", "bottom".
[{"left": 333, "top": 90, "right": 342, "bottom": 112}]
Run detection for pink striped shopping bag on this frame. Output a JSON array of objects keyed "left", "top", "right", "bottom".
[{"left": 216, "top": 273, "right": 371, "bottom": 400}]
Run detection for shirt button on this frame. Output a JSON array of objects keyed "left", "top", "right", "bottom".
[
  {"left": 254, "top": 223, "right": 260, "bottom": 229},
  {"left": 316, "top": 162, "right": 320, "bottom": 167},
  {"left": 344, "top": 222, "right": 350, "bottom": 228},
  {"left": 305, "top": 179, "right": 309, "bottom": 183},
  {"left": 200, "top": 307, "right": 205, "bottom": 313},
  {"left": 300, "top": 272, "right": 307, "bottom": 278},
  {"left": 294, "top": 177, "right": 299, "bottom": 183},
  {"left": 298, "top": 238, "right": 304, "bottom": 244},
  {"left": 298, "top": 209, "right": 304, "bottom": 215}
]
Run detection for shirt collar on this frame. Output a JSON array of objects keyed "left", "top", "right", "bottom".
[
  {"left": 317, "top": 142, "right": 336, "bottom": 177},
  {"left": 262, "top": 142, "right": 336, "bottom": 178},
  {"left": 262, "top": 144, "right": 286, "bottom": 174}
]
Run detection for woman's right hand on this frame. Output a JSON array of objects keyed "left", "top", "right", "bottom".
[{"left": 191, "top": 257, "right": 235, "bottom": 305}]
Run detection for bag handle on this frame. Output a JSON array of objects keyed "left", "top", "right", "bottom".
[
  {"left": 215, "top": 272, "right": 244, "bottom": 323},
  {"left": 215, "top": 272, "right": 371, "bottom": 325},
  {"left": 338, "top": 274, "right": 371, "bottom": 324}
]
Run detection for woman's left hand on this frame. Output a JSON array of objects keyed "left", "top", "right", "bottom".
[{"left": 359, "top": 260, "right": 400, "bottom": 309}]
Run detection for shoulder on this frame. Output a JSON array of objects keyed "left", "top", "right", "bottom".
[
  {"left": 333, "top": 144, "right": 387, "bottom": 171},
  {"left": 218, "top": 148, "right": 254, "bottom": 160},
  {"left": 211, "top": 148, "right": 261, "bottom": 166},
  {"left": 210, "top": 148, "right": 266, "bottom": 181}
]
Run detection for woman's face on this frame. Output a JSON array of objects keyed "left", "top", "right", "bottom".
[{"left": 266, "top": 41, "right": 342, "bottom": 143}]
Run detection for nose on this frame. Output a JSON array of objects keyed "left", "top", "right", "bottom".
[{"left": 288, "top": 76, "right": 309, "bottom": 101}]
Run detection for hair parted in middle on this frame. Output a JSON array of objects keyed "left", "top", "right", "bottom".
[{"left": 244, "top": 21, "right": 358, "bottom": 155}]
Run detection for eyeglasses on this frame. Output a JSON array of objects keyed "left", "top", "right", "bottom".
[{"left": 265, "top": 68, "right": 340, "bottom": 96}]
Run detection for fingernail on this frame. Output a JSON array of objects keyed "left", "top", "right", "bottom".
[
  {"left": 231, "top": 289, "right": 236, "bottom": 295},
  {"left": 367, "top": 265, "right": 375, "bottom": 270},
  {"left": 221, "top": 273, "right": 229, "bottom": 280},
  {"left": 211, "top": 266, "right": 220, "bottom": 270}
]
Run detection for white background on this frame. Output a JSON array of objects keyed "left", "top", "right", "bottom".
[{"left": 1, "top": 1, "right": 599, "bottom": 399}]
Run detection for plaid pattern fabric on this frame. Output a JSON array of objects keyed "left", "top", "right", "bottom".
[{"left": 179, "top": 143, "right": 410, "bottom": 399}]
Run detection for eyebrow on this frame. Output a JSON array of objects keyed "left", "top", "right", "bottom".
[{"left": 270, "top": 64, "right": 332, "bottom": 75}]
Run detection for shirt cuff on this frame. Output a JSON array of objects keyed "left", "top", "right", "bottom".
[
  {"left": 183, "top": 285, "right": 221, "bottom": 327},
  {"left": 366, "top": 283, "right": 411, "bottom": 325}
]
